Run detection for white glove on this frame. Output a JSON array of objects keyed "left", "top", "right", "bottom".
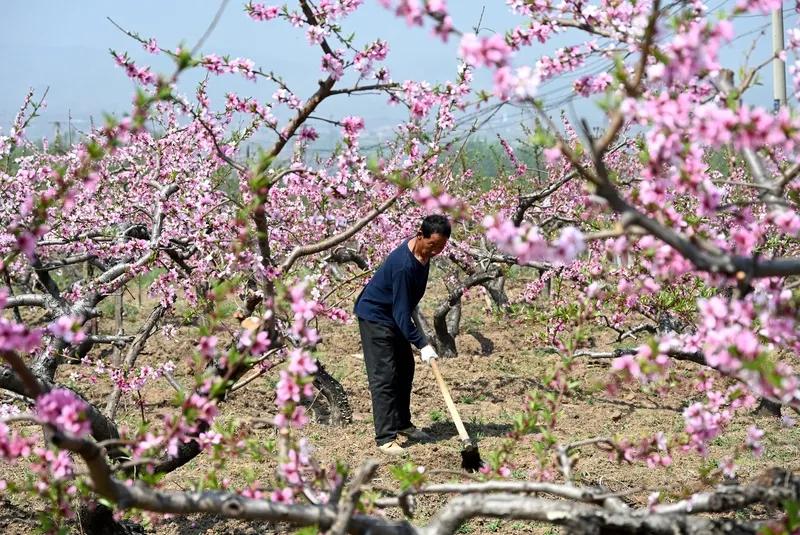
[{"left": 420, "top": 344, "right": 438, "bottom": 364}]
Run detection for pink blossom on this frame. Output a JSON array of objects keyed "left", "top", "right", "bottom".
[
  {"left": 745, "top": 426, "right": 764, "bottom": 457},
  {"left": 276, "top": 370, "right": 302, "bottom": 404},
  {"left": 186, "top": 394, "right": 218, "bottom": 425},
  {"left": 48, "top": 316, "right": 86, "bottom": 345},
  {"left": 341, "top": 116, "right": 365, "bottom": 136},
  {"left": 50, "top": 450, "right": 74, "bottom": 480},
  {"left": 271, "top": 487, "right": 295, "bottom": 503},
  {"left": 143, "top": 38, "right": 159, "bottom": 54},
  {"left": 514, "top": 66, "right": 541, "bottom": 100},
  {"left": 298, "top": 126, "right": 318, "bottom": 142},
  {"left": 482, "top": 35, "right": 512, "bottom": 68},
  {"left": 0, "top": 423, "right": 33, "bottom": 459},
  {"left": 0, "top": 317, "right": 41, "bottom": 353},
  {"left": 771, "top": 209, "right": 800, "bottom": 235},
  {"left": 321, "top": 53, "right": 344, "bottom": 80},
  {"left": 306, "top": 25, "right": 327, "bottom": 45},
  {"left": 719, "top": 457, "right": 737, "bottom": 478},
  {"left": 611, "top": 354, "right": 641, "bottom": 379},
  {"left": 16, "top": 231, "right": 37, "bottom": 260},
  {"left": 483, "top": 215, "right": 583, "bottom": 265},
  {"left": 197, "top": 335, "right": 218, "bottom": 358},
  {"left": 458, "top": 33, "right": 511, "bottom": 68},
  {"left": 36, "top": 389, "right": 91, "bottom": 438},
  {"left": 427, "top": 0, "right": 447, "bottom": 14},
  {"left": 248, "top": 331, "right": 270, "bottom": 356},
  {"left": 231, "top": 57, "right": 256, "bottom": 80},
  {"left": 202, "top": 54, "right": 228, "bottom": 75},
  {"left": 458, "top": 34, "right": 483, "bottom": 65},
  {"left": 553, "top": 226, "right": 585, "bottom": 263},
  {"left": 287, "top": 348, "right": 318, "bottom": 375},
  {"left": 735, "top": 0, "right": 781, "bottom": 13},
  {"left": 395, "top": 0, "right": 424, "bottom": 25},
  {"left": 247, "top": 3, "right": 280, "bottom": 21},
  {"left": 279, "top": 449, "right": 303, "bottom": 484},
  {"left": 412, "top": 186, "right": 460, "bottom": 212},
  {"left": 274, "top": 406, "right": 309, "bottom": 429}
]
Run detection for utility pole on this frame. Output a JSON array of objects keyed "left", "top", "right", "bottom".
[{"left": 773, "top": 4, "right": 787, "bottom": 112}]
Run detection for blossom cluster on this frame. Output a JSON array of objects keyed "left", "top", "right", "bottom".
[
  {"left": 35, "top": 389, "right": 91, "bottom": 438},
  {"left": 483, "top": 215, "right": 585, "bottom": 265}
]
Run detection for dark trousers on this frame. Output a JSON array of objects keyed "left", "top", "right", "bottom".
[{"left": 358, "top": 319, "right": 415, "bottom": 446}]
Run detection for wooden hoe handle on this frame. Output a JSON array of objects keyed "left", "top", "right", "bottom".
[{"left": 429, "top": 360, "right": 471, "bottom": 443}]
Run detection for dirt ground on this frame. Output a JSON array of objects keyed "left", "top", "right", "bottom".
[{"left": 2, "top": 283, "right": 799, "bottom": 534}]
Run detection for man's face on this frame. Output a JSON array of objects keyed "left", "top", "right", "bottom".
[{"left": 418, "top": 232, "right": 449, "bottom": 258}]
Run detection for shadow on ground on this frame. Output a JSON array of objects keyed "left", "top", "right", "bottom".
[
  {"left": 155, "top": 514, "right": 288, "bottom": 534},
  {"left": 422, "top": 420, "right": 514, "bottom": 442},
  {"left": 466, "top": 330, "right": 495, "bottom": 356}
]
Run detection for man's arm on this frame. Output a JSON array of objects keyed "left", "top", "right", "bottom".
[{"left": 391, "top": 270, "right": 428, "bottom": 349}]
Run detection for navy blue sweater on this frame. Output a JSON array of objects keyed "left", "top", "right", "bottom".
[{"left": 354, "top": 239, "right": 429, "bottom": 348}]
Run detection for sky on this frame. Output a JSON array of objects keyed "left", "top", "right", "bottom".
[{"left": 0, "top": 1, "right": 795, "bottom": 145}]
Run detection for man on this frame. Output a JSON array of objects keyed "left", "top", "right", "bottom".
[{"left": 354, "top": 214, "right": 450, "bottom": 455}]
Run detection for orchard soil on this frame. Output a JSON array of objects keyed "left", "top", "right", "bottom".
[{"left": 2, "top": 280, "right": 800, "bottom": 534}]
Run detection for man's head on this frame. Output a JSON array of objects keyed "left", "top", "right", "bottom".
[{"left": 416, "top": 214, "right": 451, "bottom": 259}]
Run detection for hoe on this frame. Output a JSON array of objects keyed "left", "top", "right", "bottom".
[{"left": 430, "top": 359, "right": 484, "bottom": 472}]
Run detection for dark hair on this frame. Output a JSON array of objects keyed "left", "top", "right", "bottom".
[{"left": 420, "top": 214, "right": 451, "bottom": 238}]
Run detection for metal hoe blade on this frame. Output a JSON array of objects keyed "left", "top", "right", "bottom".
[{"left": 460, "top": 442, "right": 483, "bottom": 472}]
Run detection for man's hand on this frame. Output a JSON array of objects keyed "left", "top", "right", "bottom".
[{"left": 420, "top": 344, "right": 438, "bottom": 364}]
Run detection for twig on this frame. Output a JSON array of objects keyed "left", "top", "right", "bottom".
[
  {"left": 162, "top": 370, "right": 185, "bottom": 394},
  {"left": 189, "top": 0, "right": 230, "bottom": 57},
  {"left": 329, "top": 459, "right": 380, "bottom": 535},
  {"left": 0, "top": 413, "right": 38, "bottom": 425}
]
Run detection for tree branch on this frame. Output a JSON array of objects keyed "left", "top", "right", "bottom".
[
  {"left": 513, "top": 172, "right": 576, "bottom": 226},
  {"left": 329, "top": 459, "right": 380, "bottom": 535},
  {"left": 4, "top": 294, "right": 49, "bottom": 308},
  {"left": 105, "top": 305, "right": 165, "bottom": 419},
  {"left": 280, "top": 191, "right": 402, "bottom": 272}
]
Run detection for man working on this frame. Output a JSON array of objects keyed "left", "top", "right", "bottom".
[{"left": 354, "top": 214, "right": 451, "bottom": 455}]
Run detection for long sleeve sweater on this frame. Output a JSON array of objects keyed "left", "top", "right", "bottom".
[{"left": 354, "top": 238, "right": 429, "bottom": 349}]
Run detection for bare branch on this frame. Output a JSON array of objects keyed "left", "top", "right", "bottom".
[
  {"left": 39, "top": 254, "right": 97, "bottom": 271},
  {"left": 30, "top": 254, "right": 63, "bottom": 302},
  {"left": 86, "top": 335, "right": 136, "bottom": 346},
  {"left": 162, "top": 370, "right": 185, "bottom": 394},
  {"left": 513, "top": 172, "right": 576, "bottom": 226},
  {"left": 651, "top": 468, "right": 798, "bottom": 515},
  {"left": 421, "top": 492, "right": 762, "bottom": 535},
  {"left": 778, "top": 161, "right": 800, "bottom": 193},
  {"left": 618, "top": 323, "right": 657, "bottom": 342},
  {"left": 405, "top": 481, "right": 602, "bottom": 502},
  {"left": 329, "top": 83, "right": 400, "bottom": 96},
  {"left": 329, "top": 459, "right": 380, "bottom": 535},
  {"left": 4, "top": 294, "right": 49, "bottom": 308},
  {"left": 573, "top": 348, "right": 705, "bottom": 365},
  {"left": 429, "top": 268, "right": 501, "bottom": 356},
  {"left": 464, "top": 247, "right": 552, "bottom": 271},
  {"left": 280, "top": 191, "right": 402, "bottom": 272},
  {"left": 105, "top": 305, "right": 165, "bottom": 419},
  {"left": 326, "top": 248, "right": 369, "bottom": 270}
]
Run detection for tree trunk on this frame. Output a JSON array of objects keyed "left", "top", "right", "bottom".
[
  {"left": 482, "top": 276, "right": 509, "bottom": 310},
  {"left": 433, "top": 304, "right": 458, "bottom": 358},
  {"left": 310, "top": 360, "right": 352, "bottom": 426},
  {"left": 754, "top": 398, "right": 782, "bottom": 418},
  {"left": 445, "top": 302, "right": 461, "bottom": 337}
]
